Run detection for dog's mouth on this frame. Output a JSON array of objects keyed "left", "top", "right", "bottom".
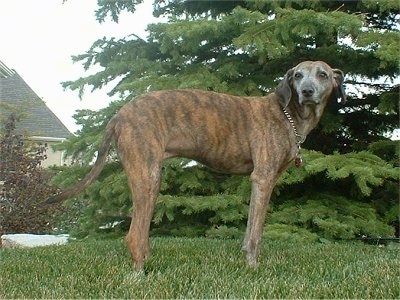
[{"left": 299, "top": 98, "right": 320, "bottom": 106}]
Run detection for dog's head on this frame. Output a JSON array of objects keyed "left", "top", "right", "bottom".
[{"left": 276, "top": 61, "right": 346, "bottom": 108}]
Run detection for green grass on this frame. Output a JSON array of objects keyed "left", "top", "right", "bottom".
[{"left": 1, "top": 237, "right": 399, "bottom": 299}]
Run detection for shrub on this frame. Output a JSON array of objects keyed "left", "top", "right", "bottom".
[
  {"left": 0, "top": 114, "right": 63, "bottom": 235},
  {"left": 268, "top": 194, "right": 395, "bottom": 240},
  {"left": 205, "top": 225, "right": 243, "bottom": 239},
  {"left": 264, "top": 224, "right": 319, "bottom": 243}
]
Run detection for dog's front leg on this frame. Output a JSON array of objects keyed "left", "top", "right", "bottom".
[{"left": 242, "top": 171, "right": 275, "bottom": 267}]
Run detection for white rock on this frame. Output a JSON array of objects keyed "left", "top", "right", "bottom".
[{"left": 1, "top": 234, "right": 69, "bottom": 248}]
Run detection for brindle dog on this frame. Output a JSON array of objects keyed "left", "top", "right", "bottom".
[{"left": 46, "top": 61, "right": 346, "bottom": 270}]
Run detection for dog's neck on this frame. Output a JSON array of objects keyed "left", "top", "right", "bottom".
[
  {"left": 282, "top": 107, "right": 305, "bottom": 146},
  {"left": 285, "top": 99, "right": 326, "bottom": 139}
]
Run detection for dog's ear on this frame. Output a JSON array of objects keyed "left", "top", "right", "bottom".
[
  {"left": 332, "top": 68, "right": 346, "bottom": 103},
  {"left": 275, "top": 68, "right": 294, "bottom": 108}
]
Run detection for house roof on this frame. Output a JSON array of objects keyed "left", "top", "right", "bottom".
[{"left": 0, "top": 60, "right": 71, "bottom": 139}]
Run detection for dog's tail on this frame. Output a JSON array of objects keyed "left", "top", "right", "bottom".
[{"left": 43, "top": 117, "right": 117, "bottom": 205}]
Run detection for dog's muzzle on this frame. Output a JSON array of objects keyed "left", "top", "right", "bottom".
[
  {"left": 300, "top": 98, "right": 320, "bottom": 105},
  {"left": 298, "top": 85, "right": 321, "bottom": 105}
]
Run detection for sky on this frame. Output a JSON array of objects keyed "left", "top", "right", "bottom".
[{"left": 0, "top": 0, "right": 162, "bottom": 133}]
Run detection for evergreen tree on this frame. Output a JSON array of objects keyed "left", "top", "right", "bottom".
[{"left": 54, "top": 0, "right": 399, "bottom": 239}]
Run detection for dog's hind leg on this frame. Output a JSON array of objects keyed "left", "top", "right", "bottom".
[
  {"left": 116, "top": 126, "right": 163, "bottom": 271},
  {"left": 124, "top": 160, "right": 162, "bottom": 271}
]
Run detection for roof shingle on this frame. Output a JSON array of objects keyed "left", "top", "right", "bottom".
[{"left": 0, "top": 61, "right": 71, "bottom": 139}]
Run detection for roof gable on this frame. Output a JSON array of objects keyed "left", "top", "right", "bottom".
[{"left": 0, "top": 61, "right": 71, "bottom": 138}]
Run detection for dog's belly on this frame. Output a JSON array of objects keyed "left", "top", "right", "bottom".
[
  {"left": 197, "top": 156, "right": 254, "bottom": 174},
  {"left": 165, "top": 135, "right": 254, "bottom": 174}
]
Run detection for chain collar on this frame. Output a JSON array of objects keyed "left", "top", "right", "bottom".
[{"left": 282, "top": 107, "right": 305, "bottom": 167}]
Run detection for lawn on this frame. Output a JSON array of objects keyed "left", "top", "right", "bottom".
[{"left": 1, "top": 237, "right": 399, "bottom": 299}]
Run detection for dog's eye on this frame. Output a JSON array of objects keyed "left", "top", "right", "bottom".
[
  {"left": 294, "top": 72, "right": 302, "bottom": 79},
  {"left": 319, "top": 71, "right": 328, "bottom": 79}
]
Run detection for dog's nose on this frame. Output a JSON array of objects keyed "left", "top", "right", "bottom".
[{"left": 302, "top": 87, "right": 314, "bottom": 97}]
